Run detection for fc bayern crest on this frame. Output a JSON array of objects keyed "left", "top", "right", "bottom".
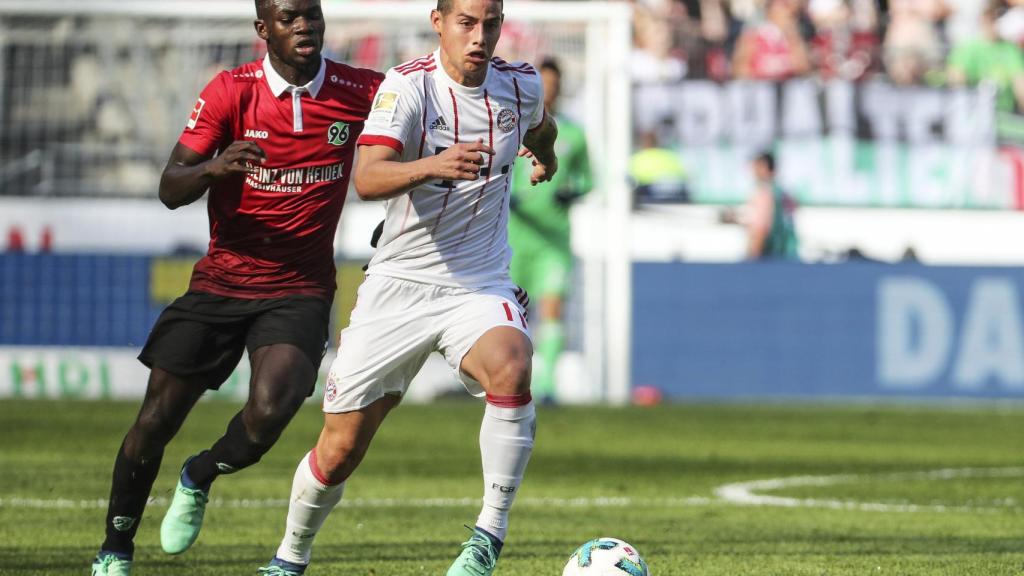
[
  {"left": 325, "top": 372, "right": 339, "bottom": 402},
  {"left": 497, "top": 108, "right": 517, "bottom": 133}
]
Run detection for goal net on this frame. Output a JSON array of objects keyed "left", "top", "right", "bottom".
[{"left": 0, "top": 0, "right": 633, "bottom": 403}]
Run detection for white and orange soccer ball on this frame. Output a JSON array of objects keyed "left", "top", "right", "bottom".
[{"left": 562, "top": 537, "right": 650, "bottom": 576}]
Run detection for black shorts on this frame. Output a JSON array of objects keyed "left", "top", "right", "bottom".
[{"left": 138, "top": 291, "right": 330, "bottom": 392}]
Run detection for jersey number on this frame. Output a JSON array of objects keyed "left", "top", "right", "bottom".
[
  {"left": 434, "top": 146, "right": 509, "bottom": 186},
  {"left": 502, "top": 302, "right": 528, "bottom": 329}
]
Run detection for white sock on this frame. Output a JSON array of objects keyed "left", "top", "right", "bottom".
[
  {"left": 476, "top": 399, "right": 536, "bottom": 541},
  {"left": 275, "top": 450, "right": 345, "bottom": 565}
]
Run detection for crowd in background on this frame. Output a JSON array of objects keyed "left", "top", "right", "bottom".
[
  {"left": 4, "top": 0, "right": 1024, "bottom": 199},
  {"left": 631, "top": 0, "right": 1024, "bottom": 112}
]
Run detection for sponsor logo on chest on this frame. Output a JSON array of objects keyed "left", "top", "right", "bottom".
[
  {"left": 245, "top": 161, "right": 347, "bottom": 193},
  {"left": 244, "top": 128, "right": 269, "bottom": 139}
]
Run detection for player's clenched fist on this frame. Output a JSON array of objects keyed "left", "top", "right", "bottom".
[
  {"left": 517, "top": 147, "right": 558, "bottom": 186},
  {"left": 430, "top": 139, "right": 496, "bottom": 182},
  {"left": 206, "top": 141, "right": 267, "bottom": 178}
]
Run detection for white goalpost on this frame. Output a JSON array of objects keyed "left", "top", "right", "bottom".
[{"left": 0, "top": 0, "right": 634, "bottom": 404}]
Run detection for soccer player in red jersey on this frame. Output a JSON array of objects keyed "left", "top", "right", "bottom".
[{"left": 90, "top": 2, "right": 383, "bottom": 574}]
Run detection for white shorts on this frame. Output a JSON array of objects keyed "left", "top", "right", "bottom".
[{"left": 323, "top": 274, "right": 531, "bottom": 413}]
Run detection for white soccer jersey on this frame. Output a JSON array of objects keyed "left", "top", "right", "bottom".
[{"left": 356, "top": 50, "right": 545, "bottom": 289}]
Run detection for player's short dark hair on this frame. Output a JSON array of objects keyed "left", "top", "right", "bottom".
[
  {"left": 755, "top": 151, "right": 775, "bottom": 172},
  {"left": 539, "top": 57, "right": 561, "bottom": 77},
  {"left": 436, "top": 0, "right": 502, "bottom": 14},
  {"left": 255, "top": 0, "right": 272, "bottom": 19}
]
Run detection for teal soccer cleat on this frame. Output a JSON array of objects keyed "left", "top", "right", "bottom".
[
  {"left": 446, "top": 527, "right": 503, "bottom": 576},
  {"left": 91, "top": 552, "right": 132, "bottom": 576},
  {"left": 159, "top": 477, "right": 209, "bottom": 554},
  {"left": 257, "top": 557, "right": 307, "bottom": 575}
]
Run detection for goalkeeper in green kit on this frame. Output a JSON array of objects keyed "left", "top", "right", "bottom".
[{"left": 509, "top": 57, "right": 592, "bottom": 403}]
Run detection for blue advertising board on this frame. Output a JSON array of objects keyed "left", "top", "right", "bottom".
[
  {"left": 633, "top": 263, "right": 1024, "bottom": 399},
  {"left": 0, "top": 254, "right": 158, "bottom": 347}
]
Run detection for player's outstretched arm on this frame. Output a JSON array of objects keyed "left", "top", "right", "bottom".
[
  {"left": 354, "top": 140, "right": 496, "bottom": 201},
  {"left": 158, "top": 141, "right": 266, "bottom": 209},
  {"left": 520, "top": 114, "right": 559, "bottom": 185}
]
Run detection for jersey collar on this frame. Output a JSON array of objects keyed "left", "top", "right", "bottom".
[{"left": 262, "top": 53, "right": 326, "bottom": 99}]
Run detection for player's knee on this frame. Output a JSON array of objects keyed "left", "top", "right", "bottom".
[
  {"left": 317, "top": 432, "right": 368, "bottom": 484},
  {"left": 485, "top": 350, "right": 532, "bottom": 396},
  {"left": 126, "top": 411, "right": 175, "bottom": 459},
  {"left": 243, "top": 396, "right": 302, "bottom": 444}
]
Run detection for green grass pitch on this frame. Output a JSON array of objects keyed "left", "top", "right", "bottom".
[{"left": 1, "top": 399, "right": 1022, "bottom": 575}]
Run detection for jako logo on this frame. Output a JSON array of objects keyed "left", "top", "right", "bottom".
[{"left": 245, "top": 129, "right": 269, "bottom": 139}]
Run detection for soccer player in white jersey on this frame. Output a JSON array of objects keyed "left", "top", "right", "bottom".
[{"left": 256, "top": 0, "right": 558, "bottom": 574}]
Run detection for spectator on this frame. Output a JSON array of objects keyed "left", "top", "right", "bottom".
[
  {"left": 632, "top": 0, "right": 688, "bottom": 84},
  {"left": 948, "top": 0, "right": 1024, "bottom": 113},
  {"left": 732, "top": 0, "right": 812, "bottom": 80},
  {"left": 809, "top": 0, "right": 880, "bottom": 80},
  {"left": 883, "top": 0, "right": 946, "bottom": 85},
  {"left": 632, "top": 0, "right": 688, "bottom": 151},
  {"left": 630, "top": 130, "right": 690, "bottom": 204},
  {"left": 696, "top": 0, "right": 736, "bottom": 81},
  {"left": 721, "top": 152, "right": 799, "bottom": 260}
]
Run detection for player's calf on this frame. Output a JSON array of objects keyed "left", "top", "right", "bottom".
[{"left": 447, "top": 392, "right": 534, "bottom": 576}]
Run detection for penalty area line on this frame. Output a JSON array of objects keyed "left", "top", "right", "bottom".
[{"left": 714, "top": 466, "right": 1024, "bottom": 513}]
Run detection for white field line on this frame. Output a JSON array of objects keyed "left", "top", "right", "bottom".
[
  {"left": 0, "top": 495, "right": 713, "bottom": 511},
  {"left": 2, "top": 467, "right": 1021, "bottom": 513},
  {"left": 714, "top": 466, "right": 1024, "bottom": 513}
]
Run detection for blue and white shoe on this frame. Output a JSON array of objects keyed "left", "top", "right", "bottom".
[
  {"left": 257, "top": 557, "right": 307, "bottom": 575},
  {"left": 446, "top": 526, "right": 503, "bottom": 576},
  {"left": 91, "top": 551, "right": 132, "bottom": 576}
]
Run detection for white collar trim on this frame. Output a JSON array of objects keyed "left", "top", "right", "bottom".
[{"left": 262, "top": 53, "right": 326, "bottom": 98}]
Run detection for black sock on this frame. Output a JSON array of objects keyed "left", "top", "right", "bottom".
[
  {"left": 186, "top": 412, "right": 268, "bottom": 489},
  {"left": 100, "top": 442, "right": 163, "bottom": 557}
]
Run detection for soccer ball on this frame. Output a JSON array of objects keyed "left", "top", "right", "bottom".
[{"left": 562, "top": 537, "right": 650, "bottom": 576}]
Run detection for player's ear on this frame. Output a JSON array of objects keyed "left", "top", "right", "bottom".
[
  {"left": 254, "top": 19, "right": 269, "bottom": 41},
  {"left": 430, "top": 9, "right": 443, "bottom": 34}
]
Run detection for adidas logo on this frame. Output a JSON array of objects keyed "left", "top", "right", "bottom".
[{"left": 429, "top": 116, "right": 450, "bottom": 132}]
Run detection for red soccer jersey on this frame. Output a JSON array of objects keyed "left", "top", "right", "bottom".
[{"left": 177, "top": 56, "right": 383, "bottom": 300}]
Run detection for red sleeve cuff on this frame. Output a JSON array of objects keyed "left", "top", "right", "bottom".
[{"left": 357, "top": 134, "right": 404, "bottom": 154}]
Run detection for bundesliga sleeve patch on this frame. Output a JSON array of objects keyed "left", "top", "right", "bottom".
[
  {"left": 368, "top": 91, "right": 399, "bottom": 124},
  {"left": 186, "top": 97, "right": 206, "bottom": 129}
]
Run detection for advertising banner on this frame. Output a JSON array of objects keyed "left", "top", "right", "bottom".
[
  {"left": 638, "top": 80, "right": 1023, "bottom": 209},
  {"left": 0, "top": 347, "right": 460, "bottom": 402},
  {"left": 633, "top": 262, "right": 1024, "bottom": 399}
]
